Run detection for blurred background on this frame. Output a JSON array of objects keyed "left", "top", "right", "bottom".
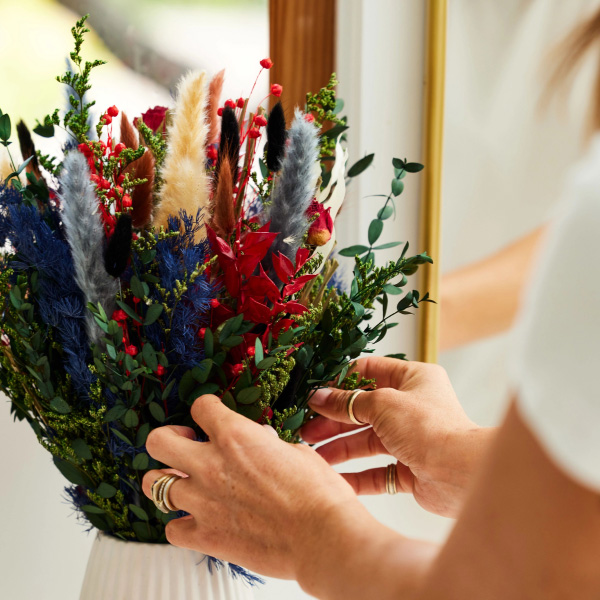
[{"left": 2, "top": 0, "right": 600, "bottom": 598}]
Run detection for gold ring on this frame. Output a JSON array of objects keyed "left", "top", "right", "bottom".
[
  {"left": 347, "top": 389, "right": 366, "bottom": 425},
  {"left": 151, "top": 474, "right": 182, "bottom": 513},
  {"left": 386, "top": 463, "right": 398, "bottom": 495}
]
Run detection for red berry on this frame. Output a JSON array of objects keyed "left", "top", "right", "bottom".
[
  {"left": 90, "top": 174, "right": 101, "bottom": 185},
  {"left": 232, "top": 363, "right": 244, "bottom": 376},
  {"left": 254, "top": 115, "right": 267, "bottom": 127},
  {"left": 107, "top": 105, "right": 119, "bottom": 118},
  {"left": 248, "top": 128, "right": 262, "bottom": 139},
  {"left": 225, "top": 99, "right": 236, "bottom": 109},
  {"left": 304, "top": 113, "right": 315, "bottom": 123},
  {"left": 198, "top": 327, "right": 206, "bottom": 339},
  {"left": 237, "top": 97, "right": 245, "bottom": 108},
  {"left": 260, "top": 58, "right": 274, "bottom": 69},
  {"left": 217, "top": 107, "right": 224, "bottom": 117},
  {"left": 78, "top": 143, "right": 91, "bottom": 156},
  {"left": 117, "top": 174, "right": 125, "bottom": 185},
  {"left": 125, "top": 345, "right": 138, "bottom": 356},
  {"left": 155, "top": 365, "right": 166, "bottom": 376},
  {"left": 100, "top": 178, "right": 111, "bottom": 190},
  {"left": 114, "top": 143, "right": 126, "bottom": 156},
  {"left": 247, "top": 346, "right": 256, "bottom": 357},
  {"left": 102, "top": 114, "right": 113, "bottom": 125},
  {"left": 112, "top": 309, "right": 127, "bottom": 322},
  {"left": 270, "top": 83, "right": 283, "bottom": 97},
  {"left": 210, "top": 299, "right": 220, "bottom": 308},
  {"left": 122, "top": 195, "right": 132, "bottom": 208},
  {"left": 206, "top": 145, "right": 218, "bottom": 161}
]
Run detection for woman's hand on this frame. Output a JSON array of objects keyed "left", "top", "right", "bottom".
[
  {"left": 301, "top": 357, "right": 494, "bottom": 517},
  {"left": 140, "top": 395, "right": 394, "bottom": 586}
]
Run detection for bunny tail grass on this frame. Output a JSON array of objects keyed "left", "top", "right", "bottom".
[
  {"left": 59, "top": 152, "right": 119, "bottom": 345},
  {"left": 120, "top": 112, "right": 139, "bottom": 150},
  {"left": 104, "top": 213, "right": 132, "bottom": 277},
  {"left": 210, "top": 156, "right": 235, "bottom": 239},
  {"left": 263, "top": 109, "right": 320, "bottom": 280},
  {"left": 154, "top": 71, "right": 210, "bottom": 238},
  {"left": 215, "top": 106, "right": 240, "bottom": 185},
  {"left": 266, "top": 102, "right": 287, "bottom": 172},
  {"left": 207, "top": 69, "right": 225, "bottom": 145}
]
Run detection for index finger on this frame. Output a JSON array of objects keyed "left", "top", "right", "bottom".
[
  {"left": 351, "top": 356, "right": 414, "bottom": 389},
  {"left": 146, "top": 425, "right": 199, "bottom": 470}
]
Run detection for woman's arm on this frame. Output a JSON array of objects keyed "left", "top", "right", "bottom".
[
  {"left": 418, "top": 400, "right": 600, "bottom": 599},
  {"left": 440, "top": 226, "right": 546, "bottom": 350}
]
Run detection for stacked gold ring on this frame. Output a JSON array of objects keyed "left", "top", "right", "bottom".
[
  {"left": 151, "top": 474, "right": 182, "bottom": 513},
  {"left": 386, "top": 463, "right": 398, "bottom": 495}
]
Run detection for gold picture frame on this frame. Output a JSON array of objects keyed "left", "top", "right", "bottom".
[{"left": 417, "top": 0, "right": 447, "bottom": 363}]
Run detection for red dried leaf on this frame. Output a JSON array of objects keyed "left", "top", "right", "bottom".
[
  {"left": 295, "top": 247, "right": 310, "bottom": 271},
  {"left": 240, "top": 297, "right": 273, "bottom": 323},
  {"left": 245, "top": 265, "right": 281, "bottom": 303},
  {"left": 282, "top": 273, "right": 318, "bottom": 297},
  {"left": 272, "top": 252, "right": 295, "bottom": 283},
  {"left": 272, "top": 300, "right": 309, "bottom": 317}
]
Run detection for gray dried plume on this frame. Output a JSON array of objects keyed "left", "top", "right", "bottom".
[
  {"left": 59, "top": 152, "right": 119, "bottom": 345},
  {"left": 263, "top": 109, "right": 320, "bottom": 280}
]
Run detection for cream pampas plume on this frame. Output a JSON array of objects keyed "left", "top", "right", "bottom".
[
  {"left": 207, "top": 69, "right": 225, "bottom": 145},
  {"left": 154, "top": 71, "right": 210, "bottom": 235},
  {"left": 59, "top": 152, "right": 119, "bottom": 345}
]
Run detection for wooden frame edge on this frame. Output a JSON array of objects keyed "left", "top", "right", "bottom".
[{"left": 417, "top": 0, "right": 447, "bottom": 363}]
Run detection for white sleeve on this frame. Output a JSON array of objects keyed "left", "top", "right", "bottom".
[{"left": 509, "top": 139, "right": 600, "bottom": 491}]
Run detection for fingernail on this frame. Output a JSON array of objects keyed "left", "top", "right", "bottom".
[
  {"left": 262, "top": 424, "right": 279, "bottom": 437},
  {"left": 308, "top": 388, "right": 332, "bottom": 407}
]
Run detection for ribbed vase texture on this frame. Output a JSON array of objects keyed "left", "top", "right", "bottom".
[{"left": 79, "top": 533, "right": 255, "bottom": 600}]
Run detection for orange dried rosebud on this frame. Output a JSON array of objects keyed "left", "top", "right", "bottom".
[
  {"left": 307, "top": 203, "right": 334, "bottom": 246},
  {"left": 248, "top": 128, "right": 262, "bottom": 139}
]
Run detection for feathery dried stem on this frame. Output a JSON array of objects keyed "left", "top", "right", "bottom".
[
  {"left": 207, "top": 69, "right": 225, "bottom": 144},
  {"left": 59, "top": 152, "right": 119, "bottom": 345},
  {"left": 154, "top": 71, "right": 210, "bottom": 237},
  {"left": 263, "top": 109, "right": 320, "bottom": 279},
  {"left": 120, "top": 112, "right": 139, "bottom": 150},
  {"left": 210, "top": 156, "right": 235, "bottom": 239}
]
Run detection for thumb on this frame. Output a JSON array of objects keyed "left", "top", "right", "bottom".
[{"left": 308, "top": 387, "right": 374, "bottom": 426}]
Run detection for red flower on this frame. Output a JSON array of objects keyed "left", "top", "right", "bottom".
[
  {"left": 225, "top": 99, "right": 236, "bottom": 109},
  {"left": 270, "top": 83, "right": 283, "bottom": 97},
  {"left": 253, "top": 115, "right": 268, "bottom": 127},
  {"left": 260, "top": 58, "right": 274, "bottom": 69},
  {"left": 306, "top": 200, "right": 334, "bottom": 246},
  {"left": 138, "top": 106, "right": 168, "bottom": 134},
  {"left": 111, "top": 309, "right": 128, "bottom": 322},
  {"left": 237, "top": 97, "right": 245, "bottom": 108}
]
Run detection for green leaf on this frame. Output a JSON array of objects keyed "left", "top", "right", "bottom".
[
  {"left": 178, "top": 370, "right": 195, "bottom": 403},
  {"left": 144, "top": 304, "right": 163, "bottom": 326},
  {"left": 392, "top": 157, "right": 405, "bottom": 169},
  {"left": 136, "top": 423, "right": 151, "bottom": 447},
  {"left": 377, "top": 204, "right": 394, "bottom": 220},
  {"left": 104, "top": 404, "right": 127, "bottom": 423},
  {"left": 72, "top": 438, "right": 93, "bottom": 461},
  {"left": 382, "top": 283, "right": 403, "bottom": 295},
  {"left": 149, "top": 402, "right": 166, "bottom": 423},
  {"left": 50, "top": 397, "right": 71, "bottom": 414},
  {"left": 130, "top": 276, "right": 146, "bottom": 300},
  {"left": 321, "top": 123, "right": 349, "bottom": 140},
  {"left": 237, "top": 386, "right": 262, "bottom": 404},
  {"left": 97, "top": 482, "right": 117, "bottom": 499},
  {"left": 253, "top": 339, "right": 266, "bottom": 365},
  {"left": 110, "top": 427, "right": 133, "bottom": 446},
  {"left": 116, "top": 300, "right": 142, "bottom": 323},
  {"left": 259, "top": 157, "right": 268, "bottom": 178},
  {"left": 333, "top": 98, "right": 344, "bottom": 114},
  {"left": 129, "top": 504, "right": 149, "bottom": 521},
  {"left": 391, "top": 179, "right": 404, "bottom": 196},
  {"left": 142, "top": 343, "right": 158, "bottom": 371},
  {"left": 222, "top": 391, "right": 236, "bottom": 410},
  {"left": 256, "top": 356, "right": 277, "bottom": 369},
  {"left": 192, "top": 359, "right": 213, "bottom": 384},
  {"left": 404, "top": 162, "right": 424, "bottom": 173},
  {"left": 132, "top": 453, "right": 149, "bottom": 470},
  {"left": 203, "top": 328, "right": 214, "bottom": 358},
  {"left": 373, "top": 241, "right": 403, "bottom": 250},
  {"left": 33, "top": 122, "right": 55, "bottom": 137},
  {"left": 190, "top": 383, "right": 220, "bottom": 401},
  {"left": 132, "top": 521, "right": 152, "bottom": 542},
  {"left": 282, "top": 410, "right": 305, "bottom": 431},
  {"left": 0, "top": 113, "right": 11, "bottom": 141},
  {"left": 53, "top": 457, "right": 94, "bottom": 488},
  {"left": 123, "top": 409, "right": 139, "bottom": 428},
  {"left": 81, "top": 504, "right": 105, "bottom": 515},
  {"left": 221, "top": 335, "right": 244, "bottom": 348},
  {"left": 347, "top": 153, "right": 374, "bottom": 178},
  {"left": 338, "top": 244, "right": 369, "bottom": 257},
  {"left": 368, "top": 219, "right": 383, "bottom": 245}
]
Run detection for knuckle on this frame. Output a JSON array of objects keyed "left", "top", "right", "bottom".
[{"left": 145, "top": 428, "right": 166, "bottom": 454}]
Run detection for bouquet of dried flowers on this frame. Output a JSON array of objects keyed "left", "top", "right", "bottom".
[{"left": 0, "top": 16, "right": 432, "bottom": 550}]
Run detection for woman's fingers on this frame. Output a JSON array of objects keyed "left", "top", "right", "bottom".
[
  {"left": 142, "top": 468, "right": 191, "bottom": 512},
  {"left": 146, "top": 425, "right": 202, "bottom": 471},
  {"left": 300, "top": 415, "right": 364, "bottom": 444},
  {"left": 316, "top": 427, "right": 389, "bottom": 465},
  {"left": 341, "top": 462, "right": 414, "bottom": 495},
  {"left": 308, "top": 386, "right": 384, "bottom": 426},
  {"left": 349, "top": 356, "right": 414, "bottom": 389}
]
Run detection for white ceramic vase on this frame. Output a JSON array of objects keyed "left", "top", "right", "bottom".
[{"left": 79, "top": 533, "right": 256, "bottom": 600}]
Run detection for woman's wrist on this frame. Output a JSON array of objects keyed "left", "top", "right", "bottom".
[{"left": 295, "top": 499, "right": 436, "bottom": 600}]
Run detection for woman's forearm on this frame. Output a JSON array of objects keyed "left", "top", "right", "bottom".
[{"left": 296, "top": 500, "right": 438, "bottom": 600}]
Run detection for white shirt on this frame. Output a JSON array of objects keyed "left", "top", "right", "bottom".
[{"left": 510, "top": 135, "right": 600, "bottom": 491}]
